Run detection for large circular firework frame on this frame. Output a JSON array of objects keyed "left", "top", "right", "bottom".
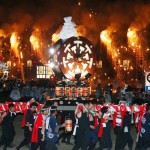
[{"left": 50, "top": 36, "right": 96, "bottom": 80}]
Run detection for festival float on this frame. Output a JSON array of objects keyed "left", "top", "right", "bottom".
[{"left": 49, "top": 16, "right": 96, "bottom": 104}]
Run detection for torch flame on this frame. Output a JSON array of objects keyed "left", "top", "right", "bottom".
[
  {"left": 52, "top": 33, "right": 60, "bottom": 44},
  {"left": 30, "top": 35, "right": 40, "bottom": 50},
  {"left": 10, "top": 32, "right": 25, "bottom": 81},
  {"left": 30, "top": 27, "right": 45, "bottom": 63},
  {"left": 127, "top": 28, "right": 139, "bottom": 49},
  {"left": 10, "top": 32, "right": 19, "bottom": 52},
  {"left": 100, "top": 29, "right": 118, "bottom": 63}
]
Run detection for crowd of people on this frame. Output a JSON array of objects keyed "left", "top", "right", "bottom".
[
  {"left": 72, "top": 101, "right": 150, "bottom": 150},
  {"left": 0, "top": 79, "right": 150, "bottom": 150},
  {"left": 0, "top": 79, "right": 150, "bottom": 104},
  {"left": 0, "top": 98, "right": 150, "bottom": 150},
  {"left": 0, "top": 79, "right": 55, "bottom": 102}
]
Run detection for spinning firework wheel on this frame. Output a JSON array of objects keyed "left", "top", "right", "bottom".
[{"left": 50, "top": 36, "right": 96, "bottom": 80}]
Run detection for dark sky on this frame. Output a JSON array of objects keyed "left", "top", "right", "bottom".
[
  {"left": 0, "top": 0, "right": 150, "bottom": 43},
  {"left": 0, "top": 0, "right": 150, "bottom": 79}
]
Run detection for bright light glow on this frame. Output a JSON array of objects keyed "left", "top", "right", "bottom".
[
  {"left": 50, "top": 62, "right": 54, "bottom": 68},
  {"left": 30, "top": 35, "right": 40, "bottom": 50},
  {"left": 75, "top": 65, "right": 81, "bottom": 73},
  {"left": 127, "top": 28, "right": 139, "bottom": 50},
  {"left": 127, "top": 29, "right": 136, "bottom": 38},
  {"left": 20, "top": 52, "right": 23, "bottom": 59},
  {"left": 10, "top": 32, "right": 25, "bottom": 81},
  {"left": 52, "top": 33, "right": 60, "bottom": 43},
  {"left": 49, "top": 48, "right": 55, "bottom": 54},
  {"left": 100, "top": 29, "right": 118, "bottom": 65}
]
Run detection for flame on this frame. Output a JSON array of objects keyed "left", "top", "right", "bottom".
[
  {"left": 0, "top": 29, "right": 5, "bottom": 37},
  {"left": 30, "top": 27, "right": 44, "bottom": 62},
  {"left": 51, "top": 26, "right": 62, "bottom": 44},
  {"left": 10, "top": 32, "right": 19, "bottom": 53},
  {"left": 100, "top": 30, "right": 111, "bottom": 46},
  {"left": 100, "top": 29, "right": 118, "bottom": 64},
  {"left": 52, "top": 33, "right": 60, "bottom": 44},
  {"left": 127, "top": 28, "right": 139, "bottom": 50},
  {"left": 30, "top": 35, "right": 40, "bottom": 50},
  {"left": 127, "top": 27, "right": 146, "bottom": 72},
  {"left": 10, "top": 32, "right": 25, "bottom": 81}
]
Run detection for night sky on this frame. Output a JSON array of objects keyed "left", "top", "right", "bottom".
[
  {"left": 0, "top": 0, "right": 150, "bottom": 37},
  {"left": 0, "top": 0, "right": 150, "bottom": 80}
]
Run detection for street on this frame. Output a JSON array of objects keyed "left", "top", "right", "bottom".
[{"left": 0, "top": 114, "right": 138, "bottom": 150}]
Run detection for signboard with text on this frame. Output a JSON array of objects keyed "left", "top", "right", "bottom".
[{"left": 145, "top": 72, "right": 150, "bottom": 92}]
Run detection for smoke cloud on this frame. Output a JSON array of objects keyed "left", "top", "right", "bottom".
[{"left": 0, "top": 0, "right": 150, "bottom": 80}]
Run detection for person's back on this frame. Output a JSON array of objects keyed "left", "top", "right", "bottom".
[
  {"left": 0, "top": 104, "right": 16, "bottom": 150},
  {"left": 104, "top": 93, "right": 111, "bottom": 103},
  {"left": 78, "top": 112, "right": 90, "bottom": 131},
  {"left": 72, "top": 104, "right": 90, "bottom": 150},
  {"left": 9, "top": 87, "right": 20, "bottom": 101},
  {"left": 45, "top": 106, "right": 59, "bottom": 150}
]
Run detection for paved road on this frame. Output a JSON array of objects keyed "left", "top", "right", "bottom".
[{"left": 0, "top": 114, "right": 137, "bottom": 150}]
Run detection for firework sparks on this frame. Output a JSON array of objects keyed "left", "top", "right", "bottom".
[
  {"left": 127, "top": 28, "right": 140, "bottom": 50},
  {"left": 10, "top": 32, "right": 19, "bottom": 54},
  {"left": 100, "top": 30, "right": 118, "bottom": 63},
  {"left": 0, "top": 29, "right": 5, "bottom": 37},
  {"left": 52, "top": 33, "right": 59, "bottom": 44},
  {"left": 30, "top": 27, "right": 44, "bottom": 62},
  {"left": 30, "top": 35, "right": 40, "bottom": 50},
  {"left": 10, "top": 32, "right": 25, "bottom": 81}
]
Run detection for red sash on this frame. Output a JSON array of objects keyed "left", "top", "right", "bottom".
[
  {"left": 94, "top": 116, "right": 99, "bottom": 128},
  {"left": 98, "top": 117, "right": 105, "bottom": 138},
  {"left": 31, "top": 113, "right": 43, "bottom": 143}
]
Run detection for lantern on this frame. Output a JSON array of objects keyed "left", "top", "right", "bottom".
[
  {"left": 96, "top": 60, "right": 102, "bottom": 68},
  {"left": 65, "top": 117, "right": 72, "bottom": 132},
  {"left": 27, "top": 60, "right": 32, "bottom": 67}
]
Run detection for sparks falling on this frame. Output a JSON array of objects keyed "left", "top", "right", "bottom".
[
  {"left": 127, "top": 27, "right": 146, "bottom": 78},
  {"left": 100, "top": 29, "right": 118, "bottom": 64},
  {"left": 30, "top": 27, "right": 44, "bottom": 62},
  {"left": 127, "top": 28, "right": 140, "bottom": 51},
  {"left": 10, "top": 32, "right": 25, "bottom": 81},
  {"left": 10, "top": 32, "right": 19, "bottom": 56},
  {"left": 52, "top": 33, "right": 59, "bottom": 44}
]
